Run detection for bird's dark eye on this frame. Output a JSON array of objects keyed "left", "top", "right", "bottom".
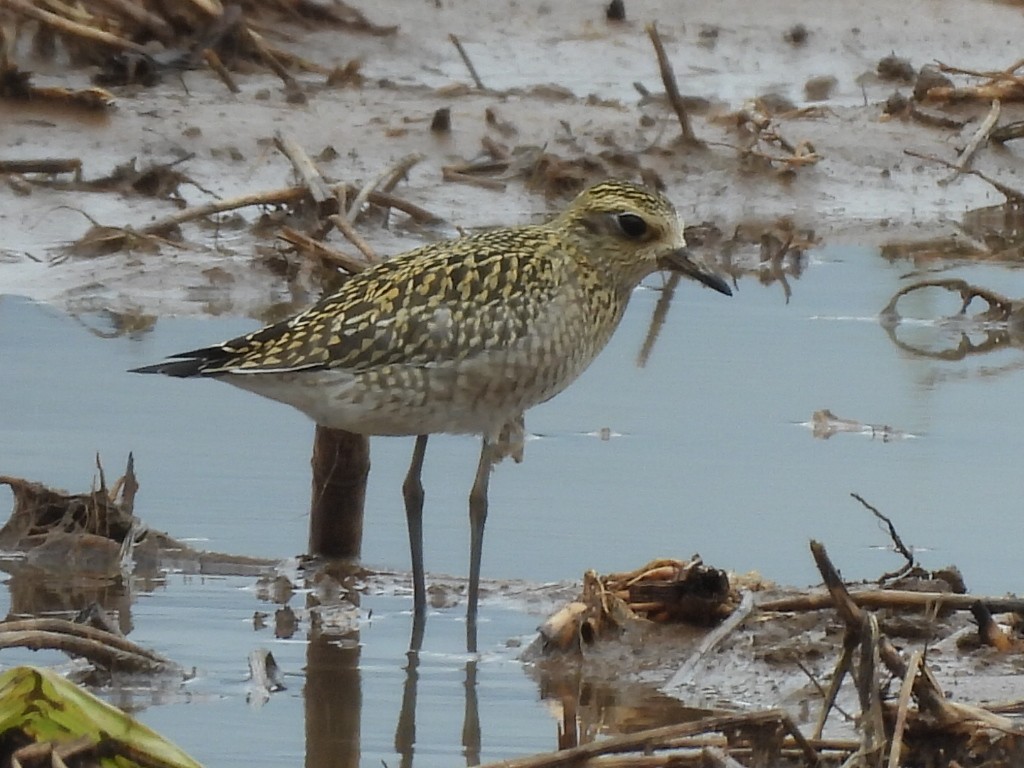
[{"left": 616, "top": 213, "right": 648, "bottom": 239}]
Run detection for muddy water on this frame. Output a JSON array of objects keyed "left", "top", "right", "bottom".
[{"left": 3, "top": 240, "right": 1024, "bottom": 764}]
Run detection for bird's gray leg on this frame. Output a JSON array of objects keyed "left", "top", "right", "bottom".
[
  {"left": 402, "top": 434, "right": 429, "bottom": 624},
  {"left": 467, "top": 437, "right": 497, "bottom": 652}
]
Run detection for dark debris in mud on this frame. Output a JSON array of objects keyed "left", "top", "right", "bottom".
[
  {"left": 0, "top": 456, "right": 277, "bottom": 677},
  {"left": 514, "top": 537, "right": 1024, "bottom": 768}
]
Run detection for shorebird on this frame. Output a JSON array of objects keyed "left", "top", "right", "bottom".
[{"left": 132, "top": 179, "right": 731, "bottom": 649}]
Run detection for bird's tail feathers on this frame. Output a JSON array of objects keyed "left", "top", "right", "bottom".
[{"left": 129, "top": 346, "right": 235, "bottom": 378}]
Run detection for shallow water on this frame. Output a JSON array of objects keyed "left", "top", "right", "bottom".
[{"left": 3, "top": 240, "right": 1024, "bottom": 764}]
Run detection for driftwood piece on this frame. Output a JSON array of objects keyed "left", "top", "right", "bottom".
[
  {"left": 308, "top": 424, "right": 369, "bottom": 559},
  {"left": 850, "top": 493, "right": 915, "bottom": 581},
  {"left": 89, "top": 0, "right": 175, "bottom": 41},
  {"left": 757, "top": 586, "right": 1024, "bottom": 615},
  {"left": 0, "top": 618, "right": 174, "bottom": 673}
]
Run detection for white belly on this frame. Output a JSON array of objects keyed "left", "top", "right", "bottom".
[{"left": 221, "top": 346, "right": 587, "bottom": 440}]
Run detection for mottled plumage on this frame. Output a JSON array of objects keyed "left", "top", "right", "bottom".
[{"left": 133, "top": 179, "right": 731, "bottom": 649}]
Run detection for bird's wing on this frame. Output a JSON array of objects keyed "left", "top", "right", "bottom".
[{"left": 138, "top": 229, "right": 575, "bottom": 377}]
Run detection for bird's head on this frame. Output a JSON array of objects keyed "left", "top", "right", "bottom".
[{"left": 553, "top": 180, "right": 732, "bottom": 296}]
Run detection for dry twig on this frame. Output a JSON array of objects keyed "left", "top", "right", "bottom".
[
  {"left": 140, "top": 186, "right": 307, "bottom": 236},
  {"left": 849, "top": 492, "right": 915, "bottom": 580},
  {"left": 278, "top": 226, "right": 370, "bottom": 275},
  {"left": 328, "top": 213, "right": 379, "bottom": 263},
  {"left": 347, "top": 154, "right": 424, "bottom": 223},
  {"left": 274, "top": 132, "right": 338, "bottom": 217},
  {"left": 449, "top": 33, "right": 486, "bottom": 90},
  {"left": 939, "top": 99, "right": 1001, "bottom": 185},
  {"left": 645, "top": 23, "right": 699, "bottom": 144},
  {"left": 904, "top": 149, "right": 1024, "bottom": 202}
]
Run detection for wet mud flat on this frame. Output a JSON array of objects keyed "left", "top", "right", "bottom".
[
  {"left": 3, "top": 0, "right": 1024, "bottom": 316},
  {"left": 4, "top": 0, "right": 1024, "bottom": 766}
]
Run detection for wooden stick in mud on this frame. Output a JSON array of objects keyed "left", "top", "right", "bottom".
[
  {"left": 758, "top": 587, "right": 1024, "bottom": 615},
  {"left": 940, "top": 99, "right": 1001, "bottom": 185},
  {"left": 662, "top": 590, "right": 755, "bottom": 691},
  {"left": 810, "top": 540, "right": 1024, "bottom": 734},
  {"left": 274, "top": 132, "right": 339, "bottom": 217},
  {"left": 347, "top": 154, "right": 424, "bottom": 223},
  {"left": 442, "top": 167, "right": 507, "bottom": 190},
  {"left": 340, "top": 185, "right": 442, "bottom": 225},
  {"left": 478, "top": 710, "right": 819, "bottom": 768},
  {"left": 812, "top": 627, "right": 858, "bottom": 739},
  {"left": 0, "top": 158, "right": 82, "bottom": 177},
  {"left": 849, "top": 492, "right": 915, "bottom": 580},
  {"left": 328, "top": 213, "right": 379, "bottom": 263},
  {"left": 278, "top": 227, "right": 371, "bottom": 275},
  {"left": 243, "top": 27, "right": 301, "bottom": 89},
  {"left": 1, "top": 0, "right": 151, "bottom": 54},
  {"left": 449, "top": 33, "right": 486, "bottom": 90},
  {"left": 91, "top": 0, "right": 176, "bottom": 41},
  {"left": 140, "top": 186, "right": 307, "bottom": 236},
  {"left": 202, "top": 48, "right": 239, "bottom": 93},
  {"left": 904, "top": 149, "right": 1024, "bottom": 203},
  {"left": 645, "top": 23, "right": 699, "bottom": 144},
  {"left": 886, "top": 649, "right": 921, "bottom": 768}
]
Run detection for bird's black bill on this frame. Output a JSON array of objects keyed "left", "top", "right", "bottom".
[{"left": 660, "top": 248, "right": 732, "bottom": 296}]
